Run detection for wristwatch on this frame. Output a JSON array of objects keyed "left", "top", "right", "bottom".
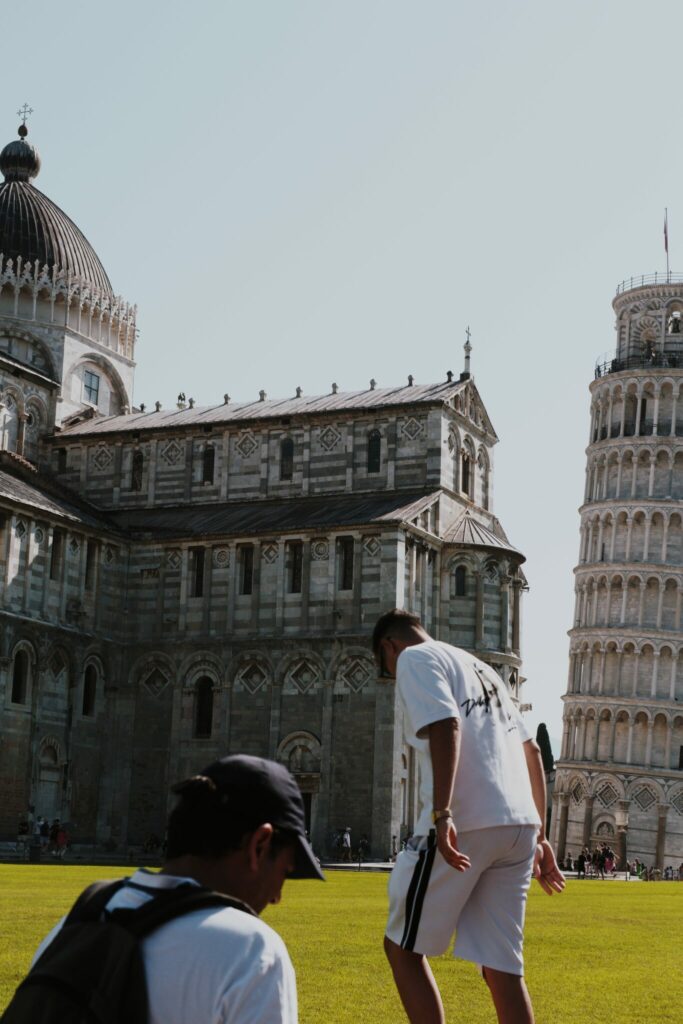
[{"left": 431, "top": 808, "right": 452, "bottom": 825}]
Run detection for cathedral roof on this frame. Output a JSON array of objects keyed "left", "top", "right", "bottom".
[
  {"left": 442, "top": 509, "right": 524, "bottom": 560},
  {"left": 56, "top": 379, "right": 471, "bottom": 436},
  {"left": 0, "top": 123, "right": 114, "bottom": 297},
  {"left": 108, "top": 490, "right": 441, "bottom": 540},
  {"left": 0, "top": 456, "right": 117, "bottom": 533}
]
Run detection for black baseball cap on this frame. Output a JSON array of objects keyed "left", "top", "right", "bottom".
[{"left": 197, "top": 754, "right": 324, "bottom": 881}]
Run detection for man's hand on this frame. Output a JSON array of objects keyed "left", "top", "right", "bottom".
[
  {"left": 533, "top": 839, "right": 565, "bottom": 895},
  {"left": 435, "top": 818, "right": 471, "bottom": 872}
]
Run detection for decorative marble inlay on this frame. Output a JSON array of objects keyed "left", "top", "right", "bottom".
[
  {"left": 236, "top": 432, "right": 258, "bottom": 458},
  {"left": 160, "top": 439, "right": 184, "bottom": 466},
  {"left": 571, "top": 782, "right": 584, "bottom": 805},
  {"left": 213, "top": 548, "right": 229, "bottom": 568},
  {"left": 287, "top": 658, "right": 320, "bottom": 694},
  {"left": 15, "top": 519, "right": 26, "bottom": 539},
  {"left": 142, "top": 668, "right": 169, "bottom": 698},
  {"left": 401, "top": 416, "right": 424, "bottom": 440},
  {"left": 34, "top": 527, "right": 44, "bottom": 544},
  {"left": 166, "top": 549, "right": 181, "bottom": 570},
  {"left": 319, "top": 426, "right": 341, "bottom": 452},
  {"left": 633, "top": 787, "right": 656, "bottom": 812},
  {"left": 363, "top": 536, "right": 381, "bottom": 558},
  {"left": 92, "top": 444, "right": 113, "bottom": 471},
  {"left": 104, "top": 546, "right": 115, "bottom": 565},
  {"left": 672, "top": 791, "right": 683, "bottom": 816},
  {"left": 262, "top": 543, "right": 278, "bottom": 564},
  {"left": 339, "top": 656, "right": 372, "bottom": 693},
  {"left": 49, "top": 653, "right": 65, "bottom": 678},
  {"left": 69, "top": 537, "right": 80, "bottom": 554},
  {"left": 311, "top": 540, "right": 329, "bottom": 561},
  {"left": 596, "top": 783, "right": 618, "bottom": 808},
  {"left": 236, "top": 662, "right": 268, "bottom": 695}
]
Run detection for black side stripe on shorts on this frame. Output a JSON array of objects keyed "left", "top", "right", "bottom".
[{"left": 400, "top": 834, "right": 437, "bottom": 951}]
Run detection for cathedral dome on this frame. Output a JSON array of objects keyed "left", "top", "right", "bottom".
[{"left": 0, "top": 124, "right": 113, "bottom": 297}]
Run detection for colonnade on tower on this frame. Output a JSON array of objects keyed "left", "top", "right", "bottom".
[{"left": 553, "top": 276, "right": 683, "bottom": 870}]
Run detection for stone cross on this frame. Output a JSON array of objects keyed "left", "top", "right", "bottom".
[{"left": 17, "top": 104, "right": 33, "bottom": 125}]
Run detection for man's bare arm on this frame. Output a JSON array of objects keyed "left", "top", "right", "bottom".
[
  {"left": 427, "top": 718, "right": 470, "bottom": 871},
  {"left": 523, "top": 738, "right": 565, "bottom": 895}
]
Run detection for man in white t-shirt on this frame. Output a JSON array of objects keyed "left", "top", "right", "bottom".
[
  {"left": 31, "top": 755, "right": 324, "bottom": 1024},
  {"left": 373, "top": 609, "right": 564, "bottom": 1024}
]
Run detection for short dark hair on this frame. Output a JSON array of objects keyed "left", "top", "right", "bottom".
[
  {"left": 165, "top": 776, "right": 295, "bottom": 860},
  {"left": 371, "top": 608, "right": 424, "bottom": 656}
]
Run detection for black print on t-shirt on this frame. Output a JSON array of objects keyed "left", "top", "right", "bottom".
[{"left": 461, "top": 663, "right": 515, "bottom": 726}]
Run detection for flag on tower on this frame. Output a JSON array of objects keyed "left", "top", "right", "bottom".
[{"left": 665, "top": 209, "right": 669, "bottom": 254}]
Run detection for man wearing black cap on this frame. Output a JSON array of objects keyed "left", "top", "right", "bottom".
[{"left": 30, "top": 754, "right": 323, "bottom": 1023}]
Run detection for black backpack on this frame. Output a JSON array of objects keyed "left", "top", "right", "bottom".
[{"left": 1, "top": 878, "right": 253, "bottom": 1024}]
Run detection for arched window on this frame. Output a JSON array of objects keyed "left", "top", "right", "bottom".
[
  {"left": 11, "top": 649, "right": 29, "bottom": 704},
  {"left": 280, "top": 438, "right": 294, "bottom": 481},
  {"left": 202, "top": 445, "right": 215, "bottom": 484},
  {"left": 82, "top": 665, "right": 97, "bottom": 716},
  {"left": 131, "top": 449, "right": 143, "bottom": 491},
  {"left": 461, "top": 452, "right": 471, "bottom": 497},
  {"left": 454, "top": 565, "right": 467, "bottom": 597},
  {"left": 194, "top": 677, "right": 214, "bottom": 738},
  {"left": 367, "top": 430, "right": 381, "bottom": 474}
]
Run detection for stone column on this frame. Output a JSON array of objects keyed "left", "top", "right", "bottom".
[
  {"left": 475, "top": 571, "right": 485, "bottom": 648},
  {"left": 608, "top": 716, "right": 617, "bottom": 762},
  {"left": 582, "top": 796, "right": 595, "bottom": 847},
  {"left": 626, "top": 720, "right": 634, "bottom": 764},
  {"left": 557, "top": 794, "right": 570, "bottom": 863},
  {"left": 625, "top": 515, "right": 634, "bottom": 559},
  {"left": 512, "top": 579, "right": 522, "bottom": 653},
  {"left": 645, "top": 721, "right": 655, "bottom": 766},
  {"left": 643, "top": 514, "right": 652, "bottom": 561},
  {"left": 371, "top": 679, "right": 402, "bottom": 860},
  {"left": 648, "top": 453, "right": 656, "bottom": 497},
  {"left": 655, "top": 804, "right": 669, "bottom": 871},
  {"left": 670, "top": 392, "right": 678, "bottom": 436},
  {"left": 499, "top": 575, "right": 511, "bottom": 651},
  {"left": 651, "top": 651, "right": 660, "bottom": 698},
  {"left": 656, "top": 582, "right": 665, "bottom": 629},
  {"left": 653, "top": 392, "right": 660, "bottom": 436}
]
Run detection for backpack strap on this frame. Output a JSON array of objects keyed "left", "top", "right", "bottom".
[
  {"left": 64, "top": 879, "right": 129, "bottom": 925},
  {"left": 108, "top": 884, "right": 256, "bottom": 940}
]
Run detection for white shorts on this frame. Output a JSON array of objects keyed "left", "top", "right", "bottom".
[{"left": 386, "top": 825, "right": 537, "bottom": 976}]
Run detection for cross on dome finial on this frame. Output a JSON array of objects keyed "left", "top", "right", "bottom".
[{"left": 16, "top": 104, "right": 33, "bottom": 138}]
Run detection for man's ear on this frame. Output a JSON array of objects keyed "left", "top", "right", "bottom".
[{"left": 245, "top": 823, "right": 274, "bottom": 872}]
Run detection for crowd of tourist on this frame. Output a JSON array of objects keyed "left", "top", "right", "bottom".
[{"left": 563, "top": 844, "right": 683, "bottom": 880}]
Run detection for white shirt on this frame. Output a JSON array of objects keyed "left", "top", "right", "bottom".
[
  {"left": 33, "top": 870, "right": 298, "bottom": 1024},
  {"left": 396, "top": 640, "right": 541, "bottom": 836}
]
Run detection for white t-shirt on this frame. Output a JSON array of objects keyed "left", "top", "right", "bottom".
[
  {"left": 33, "top": 869, "right": 298, "bottom": 1024},
  {"left": 396, "top": 640, "right": 541, "bottom": 836}
]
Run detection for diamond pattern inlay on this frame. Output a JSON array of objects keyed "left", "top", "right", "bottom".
[
  {"left": 160, "top": 440, "right": 183, "bottom": 466},
  {"left": 363, "top": 537, "right": 381, "bottom": 558},
  {"left": 142, "top": 668, "right": 169, "bottom": 698},
  {"left": 167, "top": 549, "right": 181, "bottom": 570},
  {"left": 672, "top": 792, "right": 683, "bottom": 816},
  {"left": 634, "top": 787, "right": 656, "bottom": 812},
  {"left": 92, "top": 444, "right": 113, "bottom": 471},
  {"left": 571, "top": 782, "right": 584, "bottom": 805},
  {"left": 401, "top": 417, "right": 423, "bottom": 440},
  {"left": 319, "top": 426, "right": 341, "bottom": 452},
  {"left": 287, "top": 659, "right": 320, "bottom": 694},
  {"left": 237, "top": 662, "right": 267, "bottom": 694},
  {"left": 262, "top": 544, "right": 278, "bottom": 564},
  {"left": 339, "top": 656, "right": 372, "bottom": 693},
  {"left": 236, "top": 432, "right": 258, "bottom": 458},
  {"left": 597, "top": 783, "right": 618, "bottom": 808}
]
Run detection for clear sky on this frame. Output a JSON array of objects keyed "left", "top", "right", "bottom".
[{"left": 6, "top": 0, "right": 683, "bottom": 751}]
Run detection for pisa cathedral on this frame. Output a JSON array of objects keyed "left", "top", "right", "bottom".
[
  {"left": 553, "top": 277, "right": 683, "bottom": 870},
  {"left": 0, "top": 120, "right": 530, "bottom": 857}
]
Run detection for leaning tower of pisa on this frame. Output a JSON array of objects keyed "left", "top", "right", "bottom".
[{"left": 552, "top": 274, "right": 683, "bottom": 872}]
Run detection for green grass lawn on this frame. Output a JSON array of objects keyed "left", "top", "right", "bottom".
[{"left": 1, "top": 866, "right": 681, "bottom": 1023}]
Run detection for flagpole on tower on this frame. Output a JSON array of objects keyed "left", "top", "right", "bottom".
[{"left": 665, "top": 208, "right": 670, "bottom": 279}]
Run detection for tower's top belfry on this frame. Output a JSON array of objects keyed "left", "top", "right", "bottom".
[{"left": 600, "top": 274, "right": 683, "bottom": 375}]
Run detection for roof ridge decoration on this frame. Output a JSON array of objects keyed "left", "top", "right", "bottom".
[{"left": 55, "top": 378, "right": 471, "bottom": 436}]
